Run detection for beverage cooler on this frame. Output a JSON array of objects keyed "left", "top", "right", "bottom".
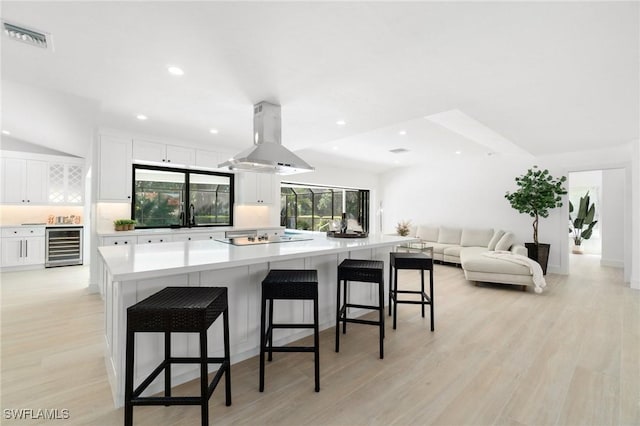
[{"left": 45, "top": 226, "right": 83, "bottom": 267}]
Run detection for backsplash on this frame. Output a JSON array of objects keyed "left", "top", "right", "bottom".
[{"left": 0, "top": 205, "right": 84, "bottom": 226}]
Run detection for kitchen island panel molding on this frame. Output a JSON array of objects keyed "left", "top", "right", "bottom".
[{"left": 98, "top": 234, "right": 412, "bottom": 407}]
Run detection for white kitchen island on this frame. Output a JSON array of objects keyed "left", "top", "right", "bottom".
[{"left": 98, "top": 232, "right": 415, "bottom": 407}]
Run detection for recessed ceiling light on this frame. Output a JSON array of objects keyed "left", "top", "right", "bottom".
[
  {"left": 332, "top": 146, "right": 338, "bottom": 150},
  {"left": 394, "top": 160, "right": 400, "bottom": 164},
  {"left": 1, "top": 130, "right": 10, "bottom": 135},
  {"left": 398, "top": 130, "right": 407, "bottom": 136},
  {"left": 167, "top": 66, "right": 184, "bottom": 76},
  {"left": 336, "top": 120, "right": 346, "bottom": 126},
  {"left": 455, "top": 150, "right": 461, "bottom": 155},
  {"left": 136, "top": 114, "right": 148, "bottom": 121},
  {"left": 209, "top": 128, "right": 219, "bottom": 134}
]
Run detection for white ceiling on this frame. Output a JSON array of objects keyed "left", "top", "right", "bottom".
[{"left": 1, "top": 2, "right": 638, "bottom": 170}]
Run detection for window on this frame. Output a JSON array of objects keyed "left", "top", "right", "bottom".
[
  {"left": 132, "top": 165, "right": 234, "bottom": 228},
  {"left": 280, "top": 183, "right": 369, "bottom": 232}
]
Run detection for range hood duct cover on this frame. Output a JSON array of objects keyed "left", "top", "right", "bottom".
[{"left": 219, "top": 101, "right": 314, "bottom": 175}]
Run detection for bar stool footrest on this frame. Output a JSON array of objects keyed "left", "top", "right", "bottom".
[
  {"left": 341, "top": 302, "right": 381, "bottom": 311},
  {"left": 340, "top": 317, "right": 381, "bottom": 326},
  {"left": 132, "top": 358, "right": 229, "bottom": 400},
  {"left": 265, "top": 346, "right": 316, "bottom": 353}
]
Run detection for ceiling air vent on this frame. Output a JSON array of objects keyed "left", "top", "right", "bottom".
[
  {"left": 3, "top": 21, "right": 51, "bottom": 49},
  {"left": 389, "top": 148, "right": 409, "bottom": 154}
]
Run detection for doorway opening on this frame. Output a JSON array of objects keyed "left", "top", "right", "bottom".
[{"left": 567, "top": 168, "right": 626, "bottom": 273}]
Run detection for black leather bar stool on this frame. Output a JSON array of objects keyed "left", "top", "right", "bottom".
[
  {"left": 260, "top": 269, "right": 320, "bottom": 392},
  {"left": 389, "top": 251, "right": 434, "bottom": 331},
  {"left": 124, "top": 287, "right": 231, "bottom": 426},
  {"left": 336, "top": 259, "right": 385, "bottom": 359}
]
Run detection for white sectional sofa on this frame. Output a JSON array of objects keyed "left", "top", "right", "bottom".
[{"left": 410, "top": 225, "right": 537, "bottom": 291}]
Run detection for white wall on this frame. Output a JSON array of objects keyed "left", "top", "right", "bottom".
[{"left": 600, "top": 168, "right": 626, "bottom": 267}]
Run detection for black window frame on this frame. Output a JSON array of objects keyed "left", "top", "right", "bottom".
[
  {"left": 131, "top": 164, "right": 235, "bottom": 229},
  {"left": 280, "top": 183, "right": 370, "bottom": 232}
]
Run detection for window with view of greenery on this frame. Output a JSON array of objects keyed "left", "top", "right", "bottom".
[
  {"left": 280, "top": 184, "right": 369, "bottom": 232},
  {"left": 132, "top": 165, "right": 234, "bottom": 228}
]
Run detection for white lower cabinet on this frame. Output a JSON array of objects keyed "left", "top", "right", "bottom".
[
  {"left": 137, "top": 235, "right": 172, "bottom": 244},
  {"left": 1, "top": 227, "right": 45, "bottom": 268},
  {"left": 101, "top": 236, "right": 136, "bottom": 246},
  {"left": 172, "top": 232, "right": 223, "bottom": 242}
]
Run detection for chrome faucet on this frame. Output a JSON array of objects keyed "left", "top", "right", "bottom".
[{"left": 189, "top": 203, "right": 195, "bottom": 227}]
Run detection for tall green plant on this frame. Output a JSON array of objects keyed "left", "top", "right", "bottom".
[
  {"left": 569, "top": 192, "right": 597, "bottom": 246},
  {"left": 504, "top": 165, "right": 567, "bottom": 244}
]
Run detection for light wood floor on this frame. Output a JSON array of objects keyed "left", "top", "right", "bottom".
[{"left": 1, "top": 255, "right": 638, "bottom": 425}]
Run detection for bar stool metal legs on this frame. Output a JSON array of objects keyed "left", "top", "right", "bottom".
[
  {"left": 335, "top": 259, "right": 385, "bottom": 359},
  {"left": 259, "top": 269, "right": 320, "bottom": 392}
]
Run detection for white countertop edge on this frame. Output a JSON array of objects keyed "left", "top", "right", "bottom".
[
  {"left": 99, "top": 235, "right": 418, "bottom": 282},
  {"left": 97, "top": 225, "right": 285, "bottom": 237}
]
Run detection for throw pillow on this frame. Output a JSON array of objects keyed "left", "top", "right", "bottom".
[
  {"left": 488, "top": 230, "right": 506, "bottom": 250},
  {"left": 495, "top": 232, "right": 515, "bottom": 251}
]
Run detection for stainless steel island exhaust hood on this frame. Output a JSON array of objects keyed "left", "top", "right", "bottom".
[{"left": 218, "top": 101, "right": 315, "bottom": 175}]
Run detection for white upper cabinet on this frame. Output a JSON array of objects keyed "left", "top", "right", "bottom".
[
  {"left": 99, "top": 135, "right": 132, "bottom": 202},
  {"left": 48, "top": 162, "right": 84, "bottom": 204},
  {"left": 132, "top": 139, "right": 195, "bottom": 166},
  {"left": 237, "top": 172, "right": 274, "bottom": 204},
  {"left": 1, "top": 158, "right": 48, "bottom": 204},
  {"left": 165, "top": 145, "right": 195, "bottom": 166},
  {"left": 195, "top": 149, "right": 219, "bottom": 169}
]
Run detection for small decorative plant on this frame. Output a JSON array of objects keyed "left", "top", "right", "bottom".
[
  {"left": 505, "top": 166, "right": 567, "bottom": 244},
  {"left": 569, "top": 192, "right": 597, "bottom": 247},
  {"left": 395, "top": 220, "right": 411, "bottom": 237},
  {"left": 114, "top": 219, "right": 136, "bottom": 231}
]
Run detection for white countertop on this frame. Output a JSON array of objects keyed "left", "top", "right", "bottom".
[{"left": 98, "top": 233, "right": 416, "bottom": 281}]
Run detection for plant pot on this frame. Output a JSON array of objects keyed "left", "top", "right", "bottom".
[
  {"left": 128, "top": 224, "right": 135, "bottom": 230},
  {"left": 572, "top": 244, "right": 584, "bottom": 254},
  {"left": 524, "top": 242, "right": 550, "bottom": 275},
  {"left": 115, "top": 225, "right": 124, "bottom": 231}
]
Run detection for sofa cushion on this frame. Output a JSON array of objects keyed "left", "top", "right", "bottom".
[
  {"left": 461, "top": 248, "right": 531, "bottom": 275},
  {"left": 488, "top": 230, "right": 505, "bottom": 250},
  {"left": 437, "top": 227, "right": 462, "bottom": 244},
  {"left": 416, "top": 225, "right": 439, "bottom": 242},
  {"left": 429, "top": 243, "right": 458, "bottom": 255},
  {"left": 443, "top": 246, "right": 462, "bottom": 257},
  {"left": 495, "top": 232, "right": 515, "bottom": 251},
  {"left": 460, "top": 228, "right": 494, "bottom": 247}
]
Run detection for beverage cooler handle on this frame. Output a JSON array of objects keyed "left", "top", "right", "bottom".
[
  {"left": 19, "top": 240, "right": 23, "bottom": 258},
  {"left": 25, "top": 240, "right": 28, "bottom": 257}
]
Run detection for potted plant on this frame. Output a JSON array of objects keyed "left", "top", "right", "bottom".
[
  {"left": 569, "top": 191, "right": 597, "bottom": 254},
  {"left": 113, "top": 219, "right": 126, "bottom": 231},
  {"left": 504, "top": 165, "right": 567, "bottom": 274},
  {"left": 125, "top": 219, "right": 137, "bottom": 231},
  {"left": 395, "top": 220, "right": 411, "bottom": 236}
]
